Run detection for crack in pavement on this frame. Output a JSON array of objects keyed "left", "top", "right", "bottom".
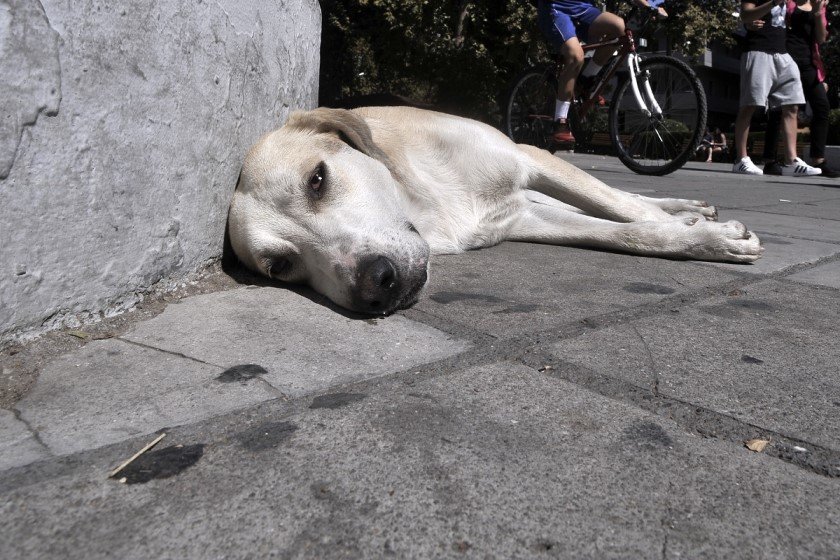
[
  {"left": 520, "top": 353, "right": 840, "bottom": 479},
  {"left": 11, "top": 406, "right": 52, "bottom": 456},
  {"left": 630, "top": 324, "right": 659, "bottom": 396},
  {"left": 116, "top": 337, "right": 221, "bottom": 368}
]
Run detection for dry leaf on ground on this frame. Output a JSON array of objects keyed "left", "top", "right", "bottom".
[{"left": 745, "top": 438, "right": 770, "bottom": 452}]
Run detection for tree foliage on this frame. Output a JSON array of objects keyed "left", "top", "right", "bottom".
[
  {"left": 602, "top": 0, "right": 741, "bottom": 57},
  {"left": 318, "top": 0, "right": 541, "bottom": 123},
  {"left": 319, "top": 0, "right": 839, "bottom": 122},
  {"left": 654, "top": 0, "right": 741, "bottom": 58}
]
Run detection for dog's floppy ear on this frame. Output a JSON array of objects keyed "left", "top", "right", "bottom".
[
  {"left": 286, "top": 107, "right": 408, "bottom": 185},
  {"left": 285, "top": 108, "right": 386, "bottom": 161}
]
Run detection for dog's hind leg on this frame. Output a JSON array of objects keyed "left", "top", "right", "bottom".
[
  {"left": 508, "top": 200, "right": 762, "bottom": 263},
  {"left": 518, "top": 144, "right": 690, "bottom": 223},
  {"left": 524, "top": 189, "right": 587, "bottom": 213},
  {"left": 629, "top": 194, "right": 718, "bottom": 221}
]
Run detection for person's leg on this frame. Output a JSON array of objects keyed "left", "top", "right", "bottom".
[
  {"left": 777, "top": 102, "right": 821, "bottom": 175},
  {"left": 800, "top": 67, "right": 830, "bottom": 164},
  {"left": 780, "top": 104, "right": 799, "bottom": 165},
  {"left": 763, "top": 109, "right": 782, "bottom": 162},
  {"left": 761, "top": 109, "right": 783, "bottom": 174},
  {"left": 536, "top": 4, "right": 580, "bottom": 147},
  {"left": 801, "top": 75, "right": 838, "bottom": 176},
  {"left": 536, "top": 4, "right": 580, "bottom": 106},
  {"left": 585, "top": 12, "right": 625, "bottom": 67},
  {"left": 769, "top": 53, "right": 820, "bottom": 175},
  {"left": 735, "top": 106, "right": 756, "bottom": 160},
  {"left": 550, "top": 37, "right": 584, "bottom": 146},
  {"left": 733, "top": 105, "right": 764, "bottom": 173},
  {"left": 557, "top": 38, "right": 584, "bottom": 105},
  {"left": 733, "top": 51, "right": 770, "bottom": 173}
]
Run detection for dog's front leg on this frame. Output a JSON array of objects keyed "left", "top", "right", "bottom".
[
  {"left": 628, "top": 193, "right": 718, "bottom": 222},
  {"left": 519, "top": 144, "right": 686, "bottom": 223},
  {"left": 508, "top": 201, "right": 762, "bottom": 263}
]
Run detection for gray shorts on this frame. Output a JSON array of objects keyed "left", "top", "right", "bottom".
[{"left": 740, "top": 51, "right": 805, "bottom": 109}]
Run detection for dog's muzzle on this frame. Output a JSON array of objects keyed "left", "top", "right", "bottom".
[{"left": 353, "top": 255, "right": 427, "bottom": 314}]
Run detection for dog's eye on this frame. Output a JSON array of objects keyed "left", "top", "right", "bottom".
[
  {"left": 269, "top": 258, "right": 291, "bottom": 277},
  {"left": 308, "top": 165, "right": 324, "bottom": 199}
]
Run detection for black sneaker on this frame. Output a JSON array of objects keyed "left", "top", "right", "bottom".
[
  {"left": 763, "top": 160, "right": 783, "bottom": 176},
  {"left": 816, "top": 161, "right": 840, "bottom": 178}
]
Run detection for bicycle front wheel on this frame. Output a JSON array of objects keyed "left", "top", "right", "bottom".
[
  {"left": 504, "top": 65, "right": 557, "bottom": 150},
  {"left": 609, "top": 55, "right": 706, "bottom": 176}
]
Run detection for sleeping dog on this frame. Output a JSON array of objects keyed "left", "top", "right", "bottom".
[{"left": 228, "top": 107, "right": 761, "bottom": 315}]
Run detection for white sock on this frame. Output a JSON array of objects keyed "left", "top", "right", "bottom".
[
  {"left": 581, "top": 60, "right": 602, "bottom": 78},
  {"left": 554, "top": 100, "right": 570, "bottom": 121}
]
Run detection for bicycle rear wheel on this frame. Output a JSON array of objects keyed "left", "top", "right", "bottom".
[
  {"left": 504, "top": 65, "right": 557, "bottom": 150},
  {"left": 609, "top": 55, "right": 706, "bottom": 175}
]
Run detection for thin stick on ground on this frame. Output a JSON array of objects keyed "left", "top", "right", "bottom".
[{"left": 108, "top": 433, "right": 166, "bottom": 478}]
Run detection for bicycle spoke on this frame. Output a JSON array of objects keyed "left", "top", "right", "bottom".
[
  {"left": 505, "top": 69, "right": 557, "bottom": 149},
  {"left": 609, "top": 56, "right": 706, "bottom": 175}
]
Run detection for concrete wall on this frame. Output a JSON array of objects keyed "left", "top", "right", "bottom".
[{"left": 0, "top": 0, "right": 321, "bottom": 343}]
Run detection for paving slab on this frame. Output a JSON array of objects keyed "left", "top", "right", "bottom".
[
  {"left": 787, "top": 260, "right": 840, "bottom": 289},
  {"left": 0, "top": 409, "right": 50, "bottom": 470},
  {"left": 723, "top": 209, "right": 840, "bottom": 245},
  {"left": 548, "top": 280, "right": 840, "bottom": 450},
  {"left": 2, "top": 363, "right": 838, "bottom": 560},
  {"left": 15, "top": 339, "right": 279, "bottom": 456},
  {"left": 649, "top": 181, "right": 840, "bottom": 210},
  {"left": 746, "top": 197, "right": 840, "bottom": 222},
  {"left": 417, "top": 241, "right": 746, "bottom": 337},
  {"left": 564, "top": 154, "right": 840, "bottom": 208},
  {"left": 123, "top": 287, "right": 470, "bottom": 396}
]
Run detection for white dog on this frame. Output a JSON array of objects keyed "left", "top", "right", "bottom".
[{"left": 228, "top": 107, "right": 761, "bottom": 315}]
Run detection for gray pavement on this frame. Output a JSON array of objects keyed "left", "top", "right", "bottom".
[{"left": 2, "top": 154, "right": 840, "bottom": 559}]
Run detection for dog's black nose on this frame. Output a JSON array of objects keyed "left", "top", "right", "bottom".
[{"left": 355, "top": 256, "right": 400, "bottom": 313}]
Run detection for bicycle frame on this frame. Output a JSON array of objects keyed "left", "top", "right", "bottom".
[
  {"left": 506, "top": 7, "right": 706, "bottom": 174},
  {"left": 570, "top": 28, "right": 663, "bottom": 122}
]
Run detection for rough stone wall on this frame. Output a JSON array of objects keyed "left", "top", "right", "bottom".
[{"left": 0, "top": 0, "right": 321, "bottom": 342}]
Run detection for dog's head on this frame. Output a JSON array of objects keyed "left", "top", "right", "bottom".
[{"left": 228, "top": 108, "right": 430, "bottom": 315}]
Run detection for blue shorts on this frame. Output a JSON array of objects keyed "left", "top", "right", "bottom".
[{"left": 537, "top": 0, "right": 602, "bottom": 50}]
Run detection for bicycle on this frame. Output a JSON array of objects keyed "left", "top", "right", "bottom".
[{"left": 504, "top": 8, "right": 707, "bottom": 176}]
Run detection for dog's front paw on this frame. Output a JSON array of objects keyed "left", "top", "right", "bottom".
[
  {"left": 642, "top": 196, "right": 719, "bottom": 222},
  {"left": 695, "top": 220, "right": 762, "bottom": 262},
  {"left": 672, "top": 206, "right": 718, "bottom": 222},
  {"left": 697, "top": 203, "right": 718, "bottom": 222}
]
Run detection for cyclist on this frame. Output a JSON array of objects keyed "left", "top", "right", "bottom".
[{"left": 535, "top": 0, "right": 668, "bottom": 149}]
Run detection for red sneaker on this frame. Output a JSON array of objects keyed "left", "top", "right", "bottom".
[{"left": 550, "top": 119, "right": 575, "bottom": 151}]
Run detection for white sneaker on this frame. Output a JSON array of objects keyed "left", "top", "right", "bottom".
[
  {"left": 732, "top": 157, "right": 763, "bottom": 175},
  {"left": 780, "top": 157, "right": 822, "bottom": 177}
]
